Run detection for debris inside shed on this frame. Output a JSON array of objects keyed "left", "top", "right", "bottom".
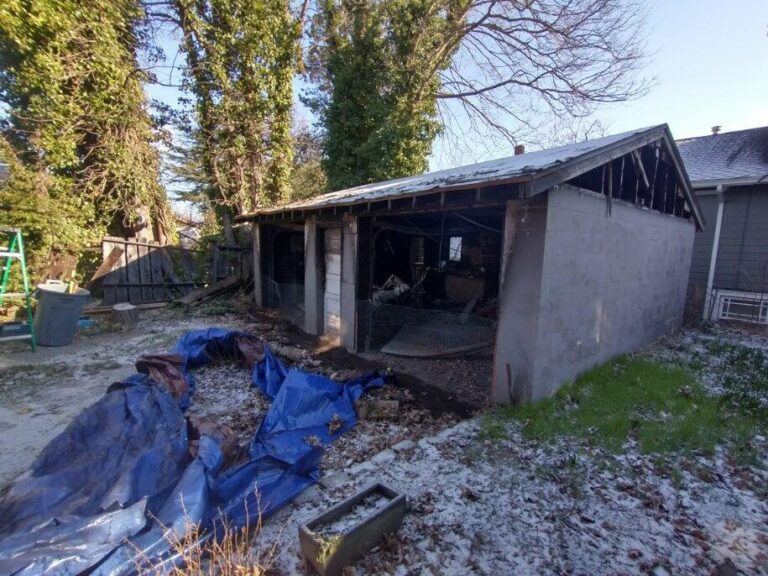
[{"left": 361, "top": 209, "right": 501, "bottom": 363}]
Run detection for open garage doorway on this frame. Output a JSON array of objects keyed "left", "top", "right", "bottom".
[
  {"left": 357, "top": 208, "right": 504, "bottom": 406},
  {"left": 262, "top": 225, "right": 305, "bottom": 327}
]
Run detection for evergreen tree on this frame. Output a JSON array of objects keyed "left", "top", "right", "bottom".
[{"left": 306, "top": 0, "right": 467, "bottom": 191}]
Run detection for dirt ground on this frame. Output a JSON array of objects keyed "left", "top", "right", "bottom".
[{"left": 2, "top": 298, "right": 766, "bottom": 575}]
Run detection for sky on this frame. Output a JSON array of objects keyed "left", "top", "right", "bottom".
[
  {"left": 592, "top": 0, "right": 768, "bottom": 142},
  {"left": 147, "top": 0, "right": 768, "bottom": 175}
]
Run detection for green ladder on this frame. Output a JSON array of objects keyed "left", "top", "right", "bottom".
[{"left": 0, "top": 227, "right": 36, "bottom": 351}]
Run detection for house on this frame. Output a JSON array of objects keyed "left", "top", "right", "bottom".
[
  {"left": 678, "top": 126, "right": 768, "bottom": 326},
  {"left": 237, "top": 125, "right": 702, "bottom": 404}
]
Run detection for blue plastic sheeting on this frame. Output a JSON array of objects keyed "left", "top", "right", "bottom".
[{"left": 0, "top": 328, "right": 384, "bottom": 575}]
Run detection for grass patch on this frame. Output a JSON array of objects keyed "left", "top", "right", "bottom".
[
  {"left": 492, "top": 357, "right": 764, "bottom": 457},
  {"left": 477, "top": 413, "right": 507, "bottom": 441}
]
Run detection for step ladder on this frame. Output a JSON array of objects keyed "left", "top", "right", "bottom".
[{"left": 0, "top": 227, "right": 36, "bottom": 351}]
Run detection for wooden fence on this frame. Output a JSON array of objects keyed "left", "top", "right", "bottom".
[
  {"left": 94, "top": 236, "right": 251, "bottom": 306},
  {"left": 95, "top": 237, "right": 203, "bottom": 305}
]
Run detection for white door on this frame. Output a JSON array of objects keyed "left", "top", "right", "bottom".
[{"left": 324, "top": 227, "right": 342, "bottom": 338}]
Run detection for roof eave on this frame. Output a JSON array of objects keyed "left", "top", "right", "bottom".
[{"left": 690, "top": 176, "right": 768, "bottom": 190}]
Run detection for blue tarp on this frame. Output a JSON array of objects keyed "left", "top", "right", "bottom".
[{"left": 0, "top": 328, "right": 384, "bottom": 575}]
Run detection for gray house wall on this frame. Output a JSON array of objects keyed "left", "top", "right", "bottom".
[
  {"left": 687, "top": 194, "right": 718, "bottom": 287},
  {"left": 713, "top": 185, "right": 768, "bottom": 294},
  {"left": 686, "top": 184, "right": 768, "bottom": 319},
  {"left": 494, "top": 185, "right": 695, "bottom": 403}
]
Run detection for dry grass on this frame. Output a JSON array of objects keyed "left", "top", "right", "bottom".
[{"left": 135, "top": 496, "right": 282, "bottom": 576}]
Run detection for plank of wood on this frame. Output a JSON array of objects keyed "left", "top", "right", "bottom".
[
  {"left": 117, "top": 241, "right": 129, "bottom": 303},
  {"left": 83, "top": 301, "right": 168, "bottom": 314},
  {"left": 180, "top": 276, "right": 240, "bottom": 306},
  {"left": 126, "top": 241, "right": 142, "bottom": 304},
  {"left": 91, "top": 246, "right": 124, "bottom": 285},
  {"left": 101, "top": 241, "right": 118, "bottom": 306},
  {"left": 159, "top": 248, "right": 183, "bottom": 285},
  {"left": 138, "top": 243, "right": 153, "bottom": 303},
  {"left": 149, "top": 246, "right": 164, "bottom": 301}
]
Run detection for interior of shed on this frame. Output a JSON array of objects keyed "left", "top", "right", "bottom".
[
  {"left": 360, "top": 208, "right": 502, "bottom": 358},
  {"left": 262, "top": 224, "right": 305, "bottom": 324}
]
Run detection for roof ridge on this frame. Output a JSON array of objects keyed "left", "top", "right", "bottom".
[{"left": 676, "top": 125, "right": 768, "bottom": 142}]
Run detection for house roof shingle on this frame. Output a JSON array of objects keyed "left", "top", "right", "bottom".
[{"left": 676, "top": 126, "right": 768, "bottom": 187}]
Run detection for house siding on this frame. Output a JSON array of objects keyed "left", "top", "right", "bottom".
[
  {"left": 713, "top": 185, "right": 768, "bottom": 294},
  {"left": 688, "top": 193, "right": 718, "bottom": 287}
]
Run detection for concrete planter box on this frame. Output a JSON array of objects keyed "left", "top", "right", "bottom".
[{"left": 299, "top": 483, "right": 406, "bottom": 576}]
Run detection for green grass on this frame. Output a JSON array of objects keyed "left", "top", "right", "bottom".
[{"left": 488, "top": 356, "right": 764, "bottom": 458}]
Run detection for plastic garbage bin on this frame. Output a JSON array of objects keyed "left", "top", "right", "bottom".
[{"left": 33, "top": 280, "right": 91, "bottom": 346}]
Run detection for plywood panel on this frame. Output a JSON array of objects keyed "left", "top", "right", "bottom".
[{"left": 324, "top": 227, "right": 342, "bottom": 337}]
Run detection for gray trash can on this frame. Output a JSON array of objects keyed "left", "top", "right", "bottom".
[{"left": 33, "top": 280, "right": 91, "bottom": 346}]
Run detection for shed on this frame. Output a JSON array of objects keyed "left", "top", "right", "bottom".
[{"left": 238, "top": 124, "right": 701, "bottom": 404}]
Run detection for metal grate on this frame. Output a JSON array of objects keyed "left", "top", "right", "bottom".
[{"left": 718, "top": 292, "right": 768, "bottom": 325}]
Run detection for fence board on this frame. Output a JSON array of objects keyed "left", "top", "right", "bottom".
[
  {"left": 126, "top": 242, "right": 142, "bottom": 303},
  {"left": 150, "top": 247, "right": 164, "bottom": 301},
  {"left": 97, "top": 237, "right": 248, "bottom": 305}
]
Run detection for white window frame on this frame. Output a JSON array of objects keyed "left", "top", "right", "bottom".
[
  {"left": 448, "top": 236, "right": 462, "bottom": 262},
  {"left": 710, "top": 289, "right": 768, "bottom": 325}
]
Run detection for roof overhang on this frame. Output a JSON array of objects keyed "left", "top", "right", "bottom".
[
  {"left": 237, "top": 124, "right": 704, "bottom": 230},
  {"left": 691, "top": 176, "right": 768, "bottom": 191}
]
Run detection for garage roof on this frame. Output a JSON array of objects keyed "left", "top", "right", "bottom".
[{"left": 238, "top": 123, "right": 702, "bottom": 228}]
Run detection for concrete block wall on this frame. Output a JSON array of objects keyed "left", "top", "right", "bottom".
[{"left": 531, "top": 185, "right": 695, "bottom": 399}]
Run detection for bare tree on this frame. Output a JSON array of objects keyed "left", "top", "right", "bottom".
[{"left": 437, "top": 0, "right": 649, "bottom": 144}]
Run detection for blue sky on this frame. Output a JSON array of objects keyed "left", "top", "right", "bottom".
[
  {"left": 147, "top": 0, "right": 768, "bottom": 174},
  {"left": 593, "top": 0, "right": 767, "bottom": 140}
]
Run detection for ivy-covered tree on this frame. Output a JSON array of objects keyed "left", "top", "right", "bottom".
[
  {"left": 290, "top": 120, "right": 327, "bottom": 201},
  {"left": 306, "top": 0, "right": 648, "bottom": 190},
  {"left": 305, "top": 0, "right": 466, "bottom": 191},
  {"left": 158, "top": 0, "right": 306, "bottom": 242},
  {"left": 0, "top": 0, "right": 174, "bottom": 276}
]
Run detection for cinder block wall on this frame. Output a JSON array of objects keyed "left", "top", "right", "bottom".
[{"left": 531, "top": 185, "right": 695, "bottom": 399}]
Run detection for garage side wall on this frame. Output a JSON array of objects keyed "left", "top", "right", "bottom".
[
  {"left": 492, "top": 197, "right": 548, "bottom": 405},
  {"left": 531, "top": 184, "right": 695, "bottom": 399}
]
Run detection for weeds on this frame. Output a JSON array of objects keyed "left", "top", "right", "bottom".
[{"left": 477, "top": 413, "right": 507, "bottom": 441}]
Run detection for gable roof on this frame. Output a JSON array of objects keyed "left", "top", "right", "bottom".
[
  {"left": 677, "top": 126, "right": 768, "bottom": 187},
  {"left": 238, "top": 123, "right": 702, "bottom": 228}
]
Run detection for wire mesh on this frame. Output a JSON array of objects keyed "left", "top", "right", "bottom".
[
  {"left": 265, "top": 279, "right": 305, "bottom": 326},
  {"left": 358, "top": 299, "right": 497, "bottom": 357}
]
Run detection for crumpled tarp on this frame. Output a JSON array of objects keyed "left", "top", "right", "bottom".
[{"left": 0, "top": 327, "right": 384, "bottom": 575}]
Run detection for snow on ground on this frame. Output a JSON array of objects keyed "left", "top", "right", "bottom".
[
  {"left": 259, "top": 324, "right": 768, "bottom": 575},
  {"left": 640, "top": 323, "right": 768, "bottom": 410},
  {"left": 261, "top": 419, "right": 768, "bottom": 576}
]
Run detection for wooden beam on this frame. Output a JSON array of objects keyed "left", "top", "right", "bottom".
[
  {"left": 180, "top": 276, "right": 240, "bottom": 306},
  {"left": 607, "top": 160, "right": 613, "bottom": 216},
  {"left": 631, "top": 150, "right": 651, "bottom": 190},
  {"left": 89, "top": 246, "right": 124, "bottom": 290}
]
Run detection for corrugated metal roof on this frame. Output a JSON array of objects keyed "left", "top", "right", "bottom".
[
  {"left": 245, "top": 125, "right": 664, "bottom": 216},
  {"left": 677, "top": 126, "right": 768, "bottom": 186}
]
